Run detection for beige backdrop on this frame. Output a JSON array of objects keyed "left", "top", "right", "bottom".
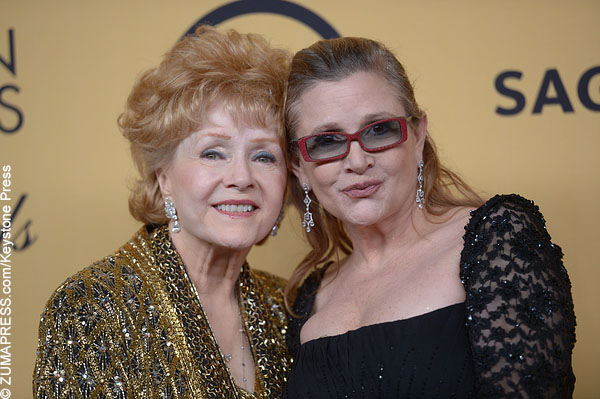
[{"left": 2, "top": 0, "right": 599, "bottom": 397}]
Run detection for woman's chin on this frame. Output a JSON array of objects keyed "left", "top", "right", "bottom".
[
  {"left": 331, "top": 205, "right": 386, "bottom": 227},
  {"left": 339, "top": 213, "right": 385, "bottom": 228},
  {"left": 181, "top": 224, "right": 269, "bottom": 252},
  {"left": 213, "top": 233, "right": 265, "bottom": 251}
]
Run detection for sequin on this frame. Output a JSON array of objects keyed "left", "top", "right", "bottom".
[{"left": 34, "top": 225, "right": 291, "bottom": 398}]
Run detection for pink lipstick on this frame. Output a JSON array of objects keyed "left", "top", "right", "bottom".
[
  {"left": 213, "top": 200, "right": 258, "bottom": 218},
  {"left": 342, "top": 181, "right": 382, "bottom": 199}
]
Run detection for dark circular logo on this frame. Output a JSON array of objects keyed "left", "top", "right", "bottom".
[{"left": 185, "top": 0, "right": 340, "bottom": 39}]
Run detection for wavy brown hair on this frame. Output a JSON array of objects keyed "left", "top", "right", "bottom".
[
  {"left": 119, "top": 25, "right": 290, "bottom": 225},
  {"left": 284, "top": 36, "right": 483, "bottom": 309}
]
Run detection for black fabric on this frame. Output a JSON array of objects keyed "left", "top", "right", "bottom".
[
  {"left": 286, "top": 303, "right": 474, "bottom": 398},
  {"left": 285, "top": 194, "right": 575, "bottom": 398}
]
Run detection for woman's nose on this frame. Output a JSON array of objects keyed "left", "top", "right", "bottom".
[
  {"left": 223, "top": 158, "right": 254, "bottom": 190},
  {"left": 344, "top": 141, "right": 374, "bottom": 174}
]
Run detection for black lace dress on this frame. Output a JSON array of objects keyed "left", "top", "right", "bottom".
[{"left": 285, "top": 195, "right": 576, "bottom": 398}]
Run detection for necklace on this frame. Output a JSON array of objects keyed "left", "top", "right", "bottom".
[
  {"left": 239, "top": 325, "right": 248, "bottom": 389},
  {"left": 172, "top": 233, "right": 259, "bottom": 396},
  {"left": 223, "top": 310, "right": 249, "bottom": 391}
]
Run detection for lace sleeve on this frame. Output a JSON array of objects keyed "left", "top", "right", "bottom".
[{"left": 460, "top": 194, "right": 576, "bottom": 398}]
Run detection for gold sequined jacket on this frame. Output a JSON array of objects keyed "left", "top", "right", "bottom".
[{"left": 33, "top": 225, "right": 291, "bottom": 399}]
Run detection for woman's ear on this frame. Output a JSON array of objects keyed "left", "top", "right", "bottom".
[
  {"left": 291, "top": 155, "right": 308, "bottom": 188},
  {"left": 414, "top": 113, "right": 428, "bottom": 159},
  {"left": 156, "top": 167, "right": 171, "bottom": 199}
]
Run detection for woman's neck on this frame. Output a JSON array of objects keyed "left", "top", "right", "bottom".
[
  {"left": 343, "top": 206, "right": 429, "bottom": 270},
  {"left": 169, "top": 229, "right": 251, "bottom": 297}
]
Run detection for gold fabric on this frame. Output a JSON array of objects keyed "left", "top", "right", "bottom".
[{"left": 33, "top": 225, "right": 291, "bottom": 398}]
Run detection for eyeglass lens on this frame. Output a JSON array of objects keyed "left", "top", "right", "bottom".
[{"left": 305, "top": 119, "right": 404, "bottom": 160}]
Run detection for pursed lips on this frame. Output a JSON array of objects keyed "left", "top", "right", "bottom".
[{"left": 341, "top": 180, "right": 383, "bottom": 198}]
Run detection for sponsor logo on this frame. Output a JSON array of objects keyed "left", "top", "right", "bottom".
[
  {"left": 186, "top": 0, "right": 339, "bottom": 39},
  {"left": 0, "top": 29, "right": 23, "bottom": 135},
  {"left": 495, "top": 66, "right": 600, "bottom": 115}
]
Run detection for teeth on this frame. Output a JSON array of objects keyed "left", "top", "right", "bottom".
[{"left": 216, "top": 204, "right": 255, "bottom": 213}]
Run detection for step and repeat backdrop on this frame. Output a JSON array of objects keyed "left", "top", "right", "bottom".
[{"left": 2, "top": 0, "right": 599, "bottom": 396}]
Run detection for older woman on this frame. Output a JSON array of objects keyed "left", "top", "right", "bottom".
[
  {"left": 33, "top": 26, "right": 291, "bottom": 398},
  {"left": 283, "top": 37, "right": 575, "bottom": 398}
]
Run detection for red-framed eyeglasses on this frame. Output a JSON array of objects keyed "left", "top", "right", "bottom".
[{"left": 294, "top": 116, "right": 412, "bottom": 162}]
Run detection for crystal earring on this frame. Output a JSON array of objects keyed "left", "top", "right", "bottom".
[
  {"left": 302, "top": 184, "right": 315, "bottom": 233},
  {"left": 416, "top": 160, "right": 425, "bottom": 209},
  {"left": 164, "top": 197, "right": 181, "bottom": 233},
  {"left": 271, "top": 208, "right": 284, "bottom": 236}
]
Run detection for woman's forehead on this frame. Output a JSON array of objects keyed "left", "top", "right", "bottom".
[
  {"left": 196, "top": 99, "right": 277, "bottom": 131},
  {"left": 295, "top": 73, "right": 405, "bottom": 133}
]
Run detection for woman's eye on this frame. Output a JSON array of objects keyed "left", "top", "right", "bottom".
[
  {"left": 368, "top": 123, "right": 389, "bottom": 136},
  {"left": 253, "top": 151, "right": 277, "bottom": 163},
  {"left": 315, "top": 134, "right": 345, "bottom": 147},
  {"left": 200, "top": 149, "right": 225, "bottom": 160}
]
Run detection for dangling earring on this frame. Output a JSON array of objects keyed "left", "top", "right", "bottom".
[
  {"left": 302, "top": 183, "right": 315, "bottom": 233},
  {"left": 416, "top": 160, "right": 425, "bottom": 209},
  {"left": 164, "top": 197, "right": 181, "bottom": 233},
  {"left": 271, "top": 207, "right": 284, "bottom": 236}
]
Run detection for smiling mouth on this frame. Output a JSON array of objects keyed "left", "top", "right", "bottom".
[{"left": 214, "top": 204, "right": 256, "bottom": 213}]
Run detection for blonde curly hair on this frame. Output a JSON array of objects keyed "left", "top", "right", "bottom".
[{"left": 119, "top": 25, "right": 290, "bottom": 224}]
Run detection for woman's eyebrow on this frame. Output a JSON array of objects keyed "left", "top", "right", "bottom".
[{"left": 251, "top": 137, "right": 279, "bottom": 144}]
